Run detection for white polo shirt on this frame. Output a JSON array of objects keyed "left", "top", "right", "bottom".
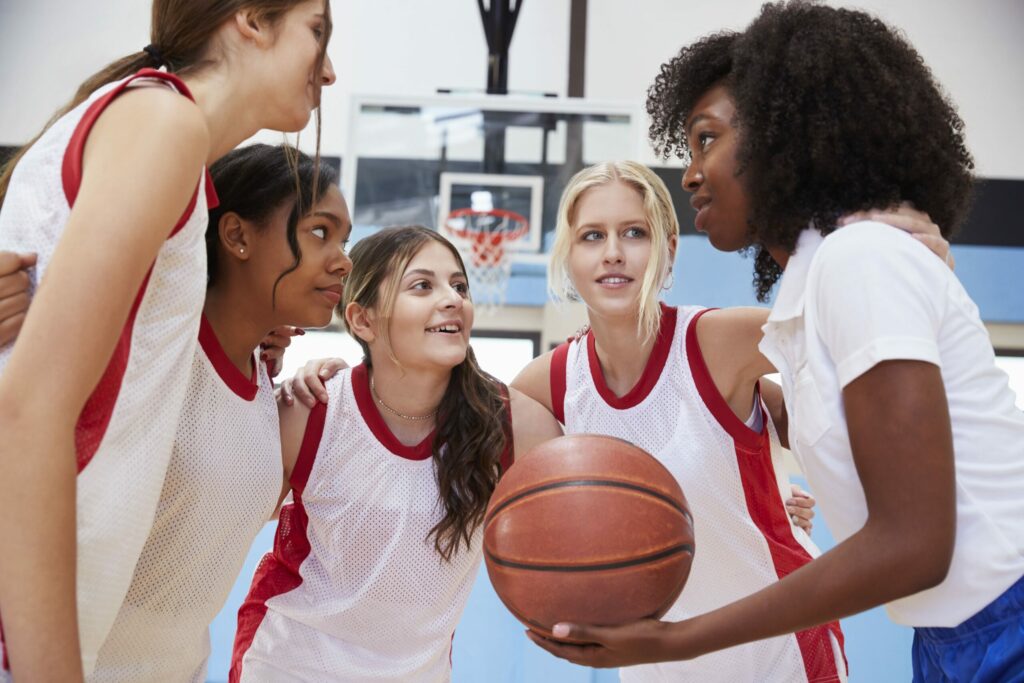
[{"left": 758, "top": 223, "right": 1024, "bottom": 627}]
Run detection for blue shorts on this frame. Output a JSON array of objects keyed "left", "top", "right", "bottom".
[{"left": 912, "top": 573, "right": 1024, "bottom": 682}]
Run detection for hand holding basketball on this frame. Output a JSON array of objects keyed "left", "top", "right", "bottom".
[
  {"left": 525, "top": 617, "right": 685, "bottom": 669},
  {"left": 483, "top": 434, "right": 694, "bottom": 639}
]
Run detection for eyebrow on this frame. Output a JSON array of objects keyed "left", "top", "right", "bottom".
[
  {"left": 309, "top": 211, "right": 342, "bottom": 227},
  {"left": 685, "top": 113, "right": 709, "bottom": 135},
  {"left": 402, "top": 268, "right": 468, "bottom": 280},
  {"left": 577, "top": 219, "right": 648, "bottom": 230}
]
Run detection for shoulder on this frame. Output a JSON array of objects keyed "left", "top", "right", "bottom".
[
  {"left": 696, "top": 306, "right": 770, "bottom": 343},
  {"left": 810, "top": 222, "right": 949, "bottom": 297},
  {"left": 510, "top": 349, "right": 556, "bottom": 413},
  {"left": 87, "top": 85, "right": 208, "bottom": 167},
  {"left": 815, "top": 221, "right": 930, "bottom": 268},
  {"left": 508, "top": 386, "right": 562, "bottom": 456}
]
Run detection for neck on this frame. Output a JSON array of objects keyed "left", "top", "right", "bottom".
[
  {"left": 182, "top": 69, "right": 268, "bottom": 166},
  {"left": 203, "top": 284, "right": 272, "bottom": 377},
  {"left": 586, "top": 308, "right": 658, "bottom": 397},
  {"left": 766, "top": 244, "right": 791, "bottom": 270},
  {"left": 368, "top": 359, "right": 450, "bottom": 440}
]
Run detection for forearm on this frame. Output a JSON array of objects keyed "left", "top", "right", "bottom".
[
  {"left": 669, "top": 520, "right": 942, "bottom": 660},
  {"left": 0, "top": 408, "right": 83, "bottom": 681}
]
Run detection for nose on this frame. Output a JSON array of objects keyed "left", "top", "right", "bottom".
[
  {"left": 321, "top": 53, "right": 336, "bottom": 87},
  {"left": 440, "top": 283, "right": 465, "bottom": 311},
  {"left": 602, "top": 233, "right": 624, "bottom": 265},
  {"left": 682, "top": 160, "right": 702, "bottom": 193},
  {"left": 329, "top": 242, "right": 351, "bottom": 278}
]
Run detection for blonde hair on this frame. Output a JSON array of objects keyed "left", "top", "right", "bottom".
[{"left": 548, "top": 161, "right": 679, "bottom": 342}]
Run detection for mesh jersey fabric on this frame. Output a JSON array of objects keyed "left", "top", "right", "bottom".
[
  {"left": 0, "top": 69, "right": 213, "bottom": 677},
  {"left": 552, "top": 304, "right": 846, "bottom": 683},
  {"left": 232, "top": 363, "right": 512, "bottom": 682},
  {"left": 90, "top": 315, "right": 282, "bottom": 682}
]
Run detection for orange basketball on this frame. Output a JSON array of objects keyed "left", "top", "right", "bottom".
[{"left": 483, "top": 434, "right": 694, "bottom": 639}]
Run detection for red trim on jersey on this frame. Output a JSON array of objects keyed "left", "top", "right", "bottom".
[
  {"left": 62, "top": 69, "right": 215, "bottom": 472},
  {"left": 498, "top": 382, "right": 514, "bottom": 473},
  {"left": 550, "top": 342, "right": 569, "bottom": 425},
  {"left": 587, "top": 303, "right": 676, "bottom": 410},
  {"left": 731, "top": 430, "right": 847, "bottom": 680},
  {"left": 198, "top": 314, "right": 259, "bottom": 401},
  {"left": 688, "top": 312, "right": 846, "bottom": 678},
  {"left": 352, "top": 363, "right": 434, "bottom": 460},
  {"left": 684, "top": 308, "right": 765, "bottom": 451},
  {"left": 229, "top": 400, "right": 326, "bottom": 683}
]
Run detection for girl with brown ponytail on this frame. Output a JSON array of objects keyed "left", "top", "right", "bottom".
[
  {"left": 0, "top": 2, "right": 335, "bottom": 680},
  {"left": 230, "top": 226, "right": 562, "bottom": 682}
]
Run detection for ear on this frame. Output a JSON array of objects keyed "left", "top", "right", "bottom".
[
  {"left": 218, "top": 212, "right": 252, "bottom": 263},
  {"left": 233, "top": 8, "right": 274, "bottom": 48},
  {"left": 345, "top": 302, "right": 376, "bottom": 344},
  {"left": 667, "top": 233, "right": 679, "bottom": 263}
]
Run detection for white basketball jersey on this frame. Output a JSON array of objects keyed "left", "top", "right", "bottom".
[
  {"left": 550, "top": 304, "right": 846, "bottom": 683},
  {"left": 0, "top": 69, "right": 213, "bottom": 677},
  {"left": 231, "top": 363, "right": 512, "bottom": 682},
  {"left": 90, "top": 315, "right": 282, "bottom": 682}
]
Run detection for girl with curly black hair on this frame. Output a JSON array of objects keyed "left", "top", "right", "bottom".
[{"left": 530, "top": 3, "right": 1024, "bottom": 680}]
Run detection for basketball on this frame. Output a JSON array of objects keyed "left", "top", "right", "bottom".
[{"left": 483, "top": 434, "right": 694, "bottom": 639}]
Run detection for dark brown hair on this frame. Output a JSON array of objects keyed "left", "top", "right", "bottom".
[
  {"left": 206, "top": 144, "right": 338, "bottom": 306},
  {"left": 342, "top": 226, "right": 510, "bottom": 560},
  {"left": 0, "top": 0, "right": 333, "bottom": 207}
]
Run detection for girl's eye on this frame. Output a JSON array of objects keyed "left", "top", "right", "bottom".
[
  {"left": 581, "top": 230, "right": 604, "bottom": 242},
  {"left": 697, "top": 131, "right": 715, "bottom": 150},
  {"left": 311, "top": 226, "right": 327, "bottom": 240},
  {"left": 624, "top": 226, "right": 647, "bottom": 239},
  {"left": 411, "top": 280, "right": 431, "bottom": 291},
  {"left": 313, "top": 26, "right": 324, "bottom": 40},
  {"left": 453, "top": 281, "right": 470, "bottom": 295}
]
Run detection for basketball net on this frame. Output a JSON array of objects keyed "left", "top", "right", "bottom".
[{"left": 444, "top": 208, "right": 528, "bottom": 315}]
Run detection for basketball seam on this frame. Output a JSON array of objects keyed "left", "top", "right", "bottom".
[
  {"left": 484, "top": 543, "right": 694, "bottom": 572},
  {"left": 485, "top": 479, "right": 692, "bottom": 524}
]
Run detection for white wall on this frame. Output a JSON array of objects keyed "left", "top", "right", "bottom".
[{"left": 2, "top": 0, "right": 1022, "bottom": 178}]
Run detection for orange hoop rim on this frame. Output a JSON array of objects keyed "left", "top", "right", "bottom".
[{"left": 444, "top": 208, "right": 530, "bottom": 243}]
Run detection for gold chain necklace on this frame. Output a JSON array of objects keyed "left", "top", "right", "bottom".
[{"left": 370, "top": 376, "right": 438, "bottom": 421}]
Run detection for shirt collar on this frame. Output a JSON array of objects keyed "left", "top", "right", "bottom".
[{"left": 766, "top": 228, "right": 826, "bottom": 323}]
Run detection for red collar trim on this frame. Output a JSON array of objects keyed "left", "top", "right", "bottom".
[
  {"left": 351, "top": 364, "right": 435, "bottom": 461},
  {"left": 587, "top": 303, "right": 676, "bottom": 410},
  {"left": 198, "top": 314, "right": 259, "bottom": 401}
]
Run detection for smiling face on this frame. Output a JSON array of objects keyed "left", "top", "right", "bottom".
[
  {"left": 249, "top": 183, "right": 352, "bottom": 328},
  {"left": 566, "top": 180, "right": 658, "bottom": 320},
  {"left": 681, "top": 83, "right": 753, "bottom": 252},
  {"left": 386, "top": 240, "right": 473, "bottom": 371}
]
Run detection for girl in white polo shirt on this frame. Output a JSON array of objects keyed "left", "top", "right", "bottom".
[{"left": 532, "top": 4, "right": 1024, "bottom": 682}]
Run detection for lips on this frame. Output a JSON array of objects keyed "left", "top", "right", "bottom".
[
  {"left": 691, "top": 195, "right": 711, "bottom": 233},
  {"left": 595, "top": 274, "right": 634, "bottom": 289},
  {"left": 426, "top": 320, "right": 463, "bottom": 334},
  {"left": 317, "top": 284, "right": 343, "bottom": 305}
]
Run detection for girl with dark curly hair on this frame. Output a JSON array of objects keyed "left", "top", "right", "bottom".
[{"left": 530, "top": 3, "right": 1024, "bottom": 680}]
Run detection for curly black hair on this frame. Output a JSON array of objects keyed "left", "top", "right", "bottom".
[{"left": 647, "top": 1, "right": 974, "bottom": 300}]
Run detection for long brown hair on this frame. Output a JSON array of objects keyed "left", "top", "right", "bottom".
[
  {"left": 342, "top": 226, "right": 509, "bottom": 561},
  {"left": 0, "top": 0, "right": 333, "bottom": 207}
]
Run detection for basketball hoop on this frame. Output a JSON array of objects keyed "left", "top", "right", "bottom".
[{"left": 444, "top": 208, "right": 528, "bottom": 314}]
